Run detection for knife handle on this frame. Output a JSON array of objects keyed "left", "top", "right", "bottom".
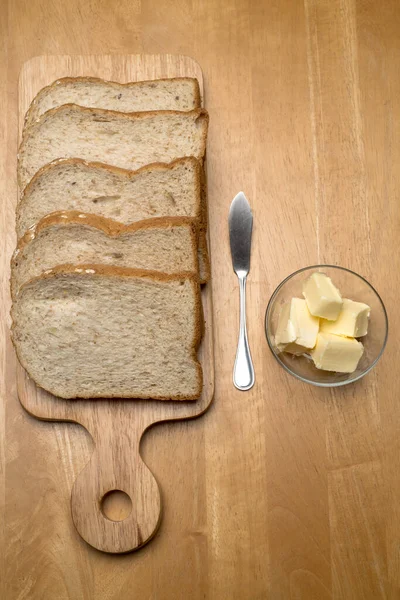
[{"left": 233, "top": 273, "right": 255, "bottom": 391}]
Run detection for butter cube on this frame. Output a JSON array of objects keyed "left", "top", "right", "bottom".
[
  {"left": 275, "top": 298, "right": 319, "bottom": 354},
  {"left": 282, "top": 342, "right": 312, "bottom": 356},
  {"left": 311, "top": 332, "right": 364, "bottom": 373},
  {"left": 275, "top": 302, "right": 296, "bottom": 346},
  {"left": 302, "top": 272, "right": 343, "bottom": 320},
  {"left": 320, "top": 298, "right": 371, "bottom": 337}
]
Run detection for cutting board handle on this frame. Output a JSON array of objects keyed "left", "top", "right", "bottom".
[{"left": 70, "top": 405, "right": 161, "bottom": 553}]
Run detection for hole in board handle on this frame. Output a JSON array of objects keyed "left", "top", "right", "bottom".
[{"left": 101, "top": 490, "right": 132, "bottom": 522}]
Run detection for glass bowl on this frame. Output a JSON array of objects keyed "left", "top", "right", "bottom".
[{"left": 265, "top": 265, "right": 388, "bottom": 387}]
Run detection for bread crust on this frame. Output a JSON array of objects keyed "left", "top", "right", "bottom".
[
  {"left": 198, "top": 231, "right": 211, "bottom": 282},
  {"left": 24, "top": 76, "right": 202, "bottom": 128},
  {"left": 11, "top": 266, "right": 203, "bottom": 401}
]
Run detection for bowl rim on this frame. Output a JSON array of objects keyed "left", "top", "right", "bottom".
[{"left": 265, "top": 264, "right": 389, "bottom": 387}]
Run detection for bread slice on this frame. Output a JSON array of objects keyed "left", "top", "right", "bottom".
[
  {"left": 18, "top": 105, "right": 209, "bottom": 190},
  {"left": 11, "top": 212, "right": 199, "bottom": 297},
  {"left": 24, "top": 77, "right": 201, "bottom": 128},
  {"left": 11, "top": 265, "right": 203, "bottom": 400},
  {"left": 16, "top": 157, "right": 210, "bottom": 282},
  {"left": 17, "top": 157, "right": 201, "bottom": 233}
]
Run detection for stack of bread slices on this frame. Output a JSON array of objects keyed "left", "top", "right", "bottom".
[{"left": 11, "top": 77, "right": 209, "bottom": 401}]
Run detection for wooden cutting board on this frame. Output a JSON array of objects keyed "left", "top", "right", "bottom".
[{"left": 16, "top": 54, "right": 214, "bottom": 554}]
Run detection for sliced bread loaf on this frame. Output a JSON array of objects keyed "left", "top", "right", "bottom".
[
  {"left": 11, "top": 266, "right": 203, "bottom": 400},
  {"left": 18, "top": 105, "right": 209, "bottom": 190},
  {"left": 11, "top": 212, "right": 199, "bottom": 297},
  {"left": 16, "top": 157, "right": 210, "bottom": 282},
  {"left": 24, "top": 77, "right": 201, "bottom": 128}
]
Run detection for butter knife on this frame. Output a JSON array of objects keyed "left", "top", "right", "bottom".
[{"left": 229, "top": 192, "right": 255, "bottom": 391}]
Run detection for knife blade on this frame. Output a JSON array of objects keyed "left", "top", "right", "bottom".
[
  {"left": 229, "top": 192, "right": 253, "bottom": 275},
  {"left": 228, "top": 192, "right": 255, "bottom": 391}
]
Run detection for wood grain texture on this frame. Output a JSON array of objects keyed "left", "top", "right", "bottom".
[
  {"left": 2, "top": 0, "right": 400, "bottom": 597},
  {"left": 15, "top": 54, "right": 214, "bottom": 554}
]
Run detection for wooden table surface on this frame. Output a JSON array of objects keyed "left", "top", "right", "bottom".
[{"left": 1, "top": 1, "right": 400, "bottom": 598}]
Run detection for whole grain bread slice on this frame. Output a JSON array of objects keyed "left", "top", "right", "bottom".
[
  {"left": 16, "top": 157, "right": 210, "bottom": 282},
  {"left": 11, "top": 212, "right": 199, "bottom": 298},
  {"left": 18, "top": 105, "right": 209, "bottom": 190},
  {"left": 17, "top": 157, "right": 201, "bottom": 231},
  {"left": 11, "top": 265, "right": 203, "bottom": 400},
  {"left": 24, "top": 76, "right": 201, "bottom": 128}
]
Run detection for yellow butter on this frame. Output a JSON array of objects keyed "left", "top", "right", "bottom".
[
  {"left": 302, "top": 272, "right": 343, "bottom": 320},
  {"left": 320, "top": 298, "right": 371, "bottom": 337},
  {"left": 311, "top": 332, "right": 364, "bottom": 373},
  {"left": 275, "top": 298, "right": 319, "bottom": 353},
  {"left": 282, "top": 342, "right": 312, "bottom": 356},
  {"left": 275, "top": 302, "right": 296, "bottom": 347}
]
